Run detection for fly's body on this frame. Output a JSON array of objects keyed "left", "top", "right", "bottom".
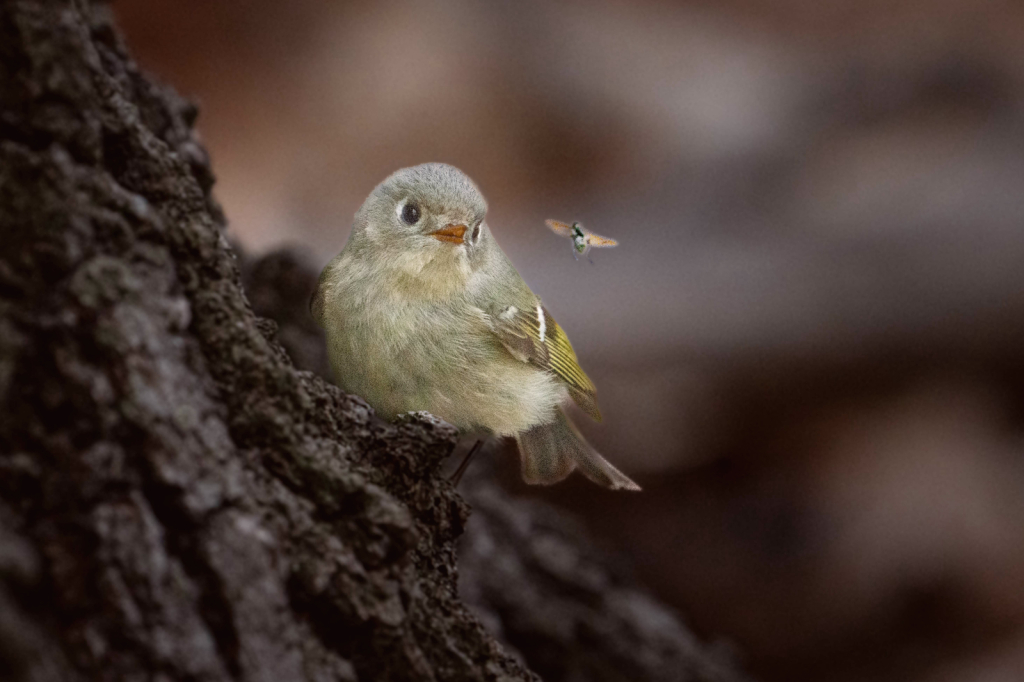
[
  {"left": 571, "top": 224, "right": 588, "bottom": 255},
  {"left": 546, "top": 219, "right": 619, "bottom": 263}
]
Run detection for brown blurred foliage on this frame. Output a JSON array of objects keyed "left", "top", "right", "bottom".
[{"left": 115, "top": 1, "right": 1024, "bottom": 680}]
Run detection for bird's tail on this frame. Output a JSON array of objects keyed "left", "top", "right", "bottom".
[{"left": 515, "top": 408, "right": 640, "bottom": 491}]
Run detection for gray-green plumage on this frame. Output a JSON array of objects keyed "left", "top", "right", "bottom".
[{"left": 312, "top": 163, "right": 638, "bottom": 491}]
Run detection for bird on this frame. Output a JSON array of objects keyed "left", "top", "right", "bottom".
[
  {"left": 545, "top": 219, "right": 618, "bottom": 263},
  {"left": 310, "top": 163, "right": 639, "bottom": 491}
]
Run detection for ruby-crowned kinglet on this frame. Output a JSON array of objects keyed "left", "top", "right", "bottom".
[{"left": 311, "top": 163, "right": 639, "bottom": 491}]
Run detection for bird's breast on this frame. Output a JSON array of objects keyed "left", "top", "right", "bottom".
[{"left": 323, "top": 284, "right": 562, "bottom": 434}]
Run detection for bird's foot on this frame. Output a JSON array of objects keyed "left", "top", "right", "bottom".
[{"left": 449, "top": 439, "right": 484, "bottom": 487}]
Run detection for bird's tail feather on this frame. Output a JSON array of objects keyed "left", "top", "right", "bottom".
[{"left": 515, "top": 409, "right": 640, "bottom": 491}]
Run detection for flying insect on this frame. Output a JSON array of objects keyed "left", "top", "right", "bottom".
[{"left": 545, "top": 219, "right": 618, "bottom": 263}]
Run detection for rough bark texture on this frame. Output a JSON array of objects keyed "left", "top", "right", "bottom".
[{"left": 0, "top": 2, "right": 747, "bottom": 681}]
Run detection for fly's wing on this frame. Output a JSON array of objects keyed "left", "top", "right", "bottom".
[
  {"left": 489, "top": 303, "right": 602, "bottom": 422},
  {"left": 582, "top": 227, "right": 618, "bottom": 248},
  {"left": 545, "top": 219, "right": 576, "bottom": 238}
]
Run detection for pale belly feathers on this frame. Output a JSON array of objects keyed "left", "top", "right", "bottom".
[{"left": 324, "top": 289, "right": 565, "bottom": 436}]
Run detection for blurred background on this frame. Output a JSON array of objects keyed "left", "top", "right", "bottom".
[{"left": 113, "top": 1, "right": 1024, "bottom": 680}]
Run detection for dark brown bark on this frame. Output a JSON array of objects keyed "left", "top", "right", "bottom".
[{"left": 0, "top": 2, "right": 747, "bottom": 680}]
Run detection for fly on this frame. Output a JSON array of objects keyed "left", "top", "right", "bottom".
[{"left": 545, "top": 220, "right": 618, "bottom": 264}]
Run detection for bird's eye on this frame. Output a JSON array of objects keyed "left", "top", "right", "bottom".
[
  {"left": 471, "top": 224, "right": 480, "bottom": 242},
  {"left": 401, "top": 202, "right": 421, "bottom": 225}
]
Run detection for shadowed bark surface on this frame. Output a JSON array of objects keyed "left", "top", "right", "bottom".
[{"left": 0, "top": 1, "right": 748, "bottom": 680}]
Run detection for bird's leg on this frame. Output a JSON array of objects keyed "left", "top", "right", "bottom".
[
  {"left": 449, "top": 439, "right": 484, "bottom": 487},
  {"left": 572, "top": 251, "right": 578, "bottom": 261},
  {"left": 588, "top": 255, "right": 595, "bottom": 265}
]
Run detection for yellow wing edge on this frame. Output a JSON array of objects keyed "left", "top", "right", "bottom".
[
  {"left": 527, "top": 310, "right": 602, "bottom": 421},
  {"left": 492, "top": 303, "right": 602, "bottom": 421}
]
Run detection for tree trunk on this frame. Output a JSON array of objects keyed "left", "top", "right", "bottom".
[{"left": 0, "top": 2, "right": 747, "bottom": 680}]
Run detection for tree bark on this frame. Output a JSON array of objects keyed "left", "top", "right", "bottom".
[{"left": 0, "top": 2, "right": 747, "bottom": 681}]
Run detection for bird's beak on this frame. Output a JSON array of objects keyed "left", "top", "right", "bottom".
[{"left": 429, "top": 224, "right": 467, "bottom": 245}]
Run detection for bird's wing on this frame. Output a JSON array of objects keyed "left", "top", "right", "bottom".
[
  {"left": 309, "top": 263, "right": 336, "bottom": 328},
  {"left": 545, "top": 219, "right": 575, "bottom": 238},
  {"left": 489, "top": 302, "right": 602, "bottom": 421}
]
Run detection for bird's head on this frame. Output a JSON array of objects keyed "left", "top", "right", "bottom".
[{"left": 350, "top": 163, "right": 490, "bottom": 293}]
